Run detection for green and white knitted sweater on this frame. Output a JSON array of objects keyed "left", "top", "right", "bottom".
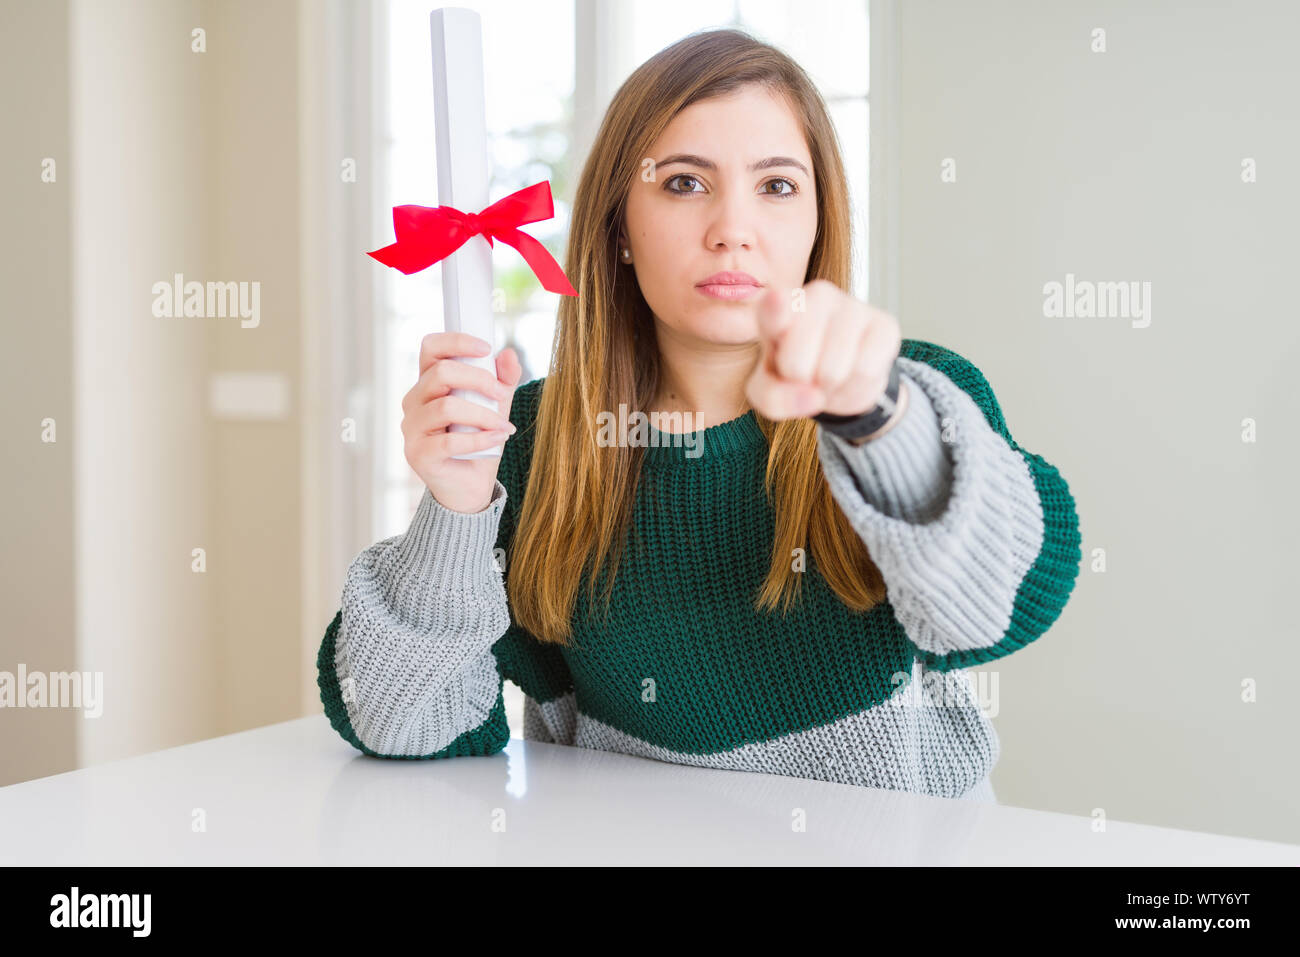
[{"left": 317, "top": 338, "right": 1082, "bottom": 801}]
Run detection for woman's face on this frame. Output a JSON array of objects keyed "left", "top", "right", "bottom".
[{"left": 621, "top": 84, "right": 819, "bottom": 348}]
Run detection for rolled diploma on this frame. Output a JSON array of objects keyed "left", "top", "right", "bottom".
[{"left": 431, "top": 8, "right": 500, "bottom": 459}]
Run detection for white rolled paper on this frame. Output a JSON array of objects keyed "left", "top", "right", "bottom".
[{"left": 430, "top": 7, "right": 501, "bottom": 460}]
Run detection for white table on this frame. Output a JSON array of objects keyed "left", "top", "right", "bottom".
[{"left": 2, "top": 716, "right": 1296, "bottom": 865}]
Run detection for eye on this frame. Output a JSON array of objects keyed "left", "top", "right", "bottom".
[
  {"left": 664, "top": 174, "right": 705, "bottom": 195},
  {"left": 761, "top": 178, "right": 799, "bottom": 198},
  {"left": 662, "top": 173, "right": 800, "bottom": 198}
]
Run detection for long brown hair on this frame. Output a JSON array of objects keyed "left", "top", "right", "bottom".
[{"left": 508, "top": 27, "right": 887, "bottom": 645}]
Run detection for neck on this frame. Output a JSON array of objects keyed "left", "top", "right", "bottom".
[{"left": 651, "top": 324, "right": 759, "bottom": 434}]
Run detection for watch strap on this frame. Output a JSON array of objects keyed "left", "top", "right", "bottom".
[{"left": 812, "top": 361, "right": 902, "bottom": 441}]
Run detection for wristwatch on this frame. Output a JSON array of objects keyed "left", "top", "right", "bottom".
[{"left": 812, "top": 361, "right": 902, "bottom": 442}]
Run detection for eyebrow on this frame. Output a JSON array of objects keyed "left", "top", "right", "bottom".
[{"left": 654, "top": 153, "right": 811, "bottom": 177}]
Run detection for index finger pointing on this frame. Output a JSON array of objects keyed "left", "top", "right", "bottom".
[{"left": 756, "top": 284, "right": 795, "bottom": 347}]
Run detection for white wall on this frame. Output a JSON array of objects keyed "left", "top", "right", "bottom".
[
  {"left": 198, "top": 0, "right": 305, "bottom": 735},
  {"left": 0, "top": 0, "right": 79, "bottom": 786},
  {"left": 896, "top": 0, "right": 1300, "bottom": 843},
  {"left": 70, "top": 0, "right": 216, "bottom": 765},
  {"left": 0, "top": 0, "right": 308, "bottom": 783}
]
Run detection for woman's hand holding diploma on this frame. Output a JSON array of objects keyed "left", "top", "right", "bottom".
[
  {"left": 402, "top": 332, "right": 523, "bottom": 514},
  {"left": 745, "top": 279, "right": 904, "bottom": 430}
]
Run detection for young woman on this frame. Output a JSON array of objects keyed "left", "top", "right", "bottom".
[{"left": 318, "top": 29, "right": 1081, "bottom": 804}]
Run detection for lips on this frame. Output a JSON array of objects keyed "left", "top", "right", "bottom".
[
  {"left": 696, "top": 271, "right": 762, "bottom": 287},
  {"left": 696, "top": 273, "right": 763, "bottom": 300}
]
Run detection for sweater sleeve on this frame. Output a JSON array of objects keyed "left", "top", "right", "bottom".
[
  {"left": 316, "top": 377, "right": 573, "bottom": 758},
  {"left": 316, "top": 481, "right": 515, "bottom": 758},
  {"left": 815, "top": 346, "right": 1082, "bottom": 671}
]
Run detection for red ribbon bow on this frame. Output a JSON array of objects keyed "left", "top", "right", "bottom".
[{"left": 367, "top": 180, "right": 577, "bottom": 297}]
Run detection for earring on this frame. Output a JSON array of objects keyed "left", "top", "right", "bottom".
[{"left": 621, "top": 247, "right": 631, "bottom": 262}]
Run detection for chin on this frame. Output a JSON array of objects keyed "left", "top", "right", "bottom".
[
  {"left": 687, "top": 325, "right": 757, "bottom": 346},
  {"left": 684, "top": 307, "right": 758, "bottom": 343}
]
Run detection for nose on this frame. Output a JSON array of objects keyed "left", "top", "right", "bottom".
[{"left": 703, "top": 185, "right": 756, "bottom": 253}]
